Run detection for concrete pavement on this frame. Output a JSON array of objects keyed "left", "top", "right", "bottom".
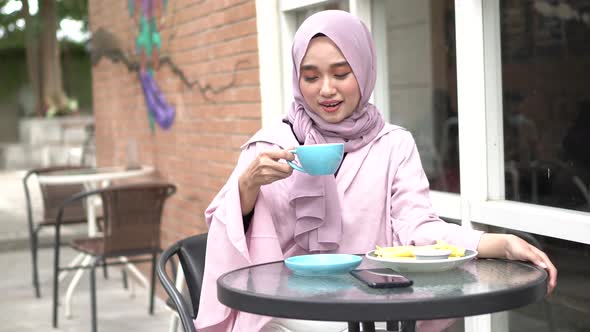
[{"left": 0, "top": 170, "right": 175, "bottom": 332}]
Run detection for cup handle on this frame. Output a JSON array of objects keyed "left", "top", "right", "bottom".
[{"left": 287, "top": 150, "right": 306, "bottom": 173}]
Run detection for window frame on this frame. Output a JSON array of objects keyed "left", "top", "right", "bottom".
[{"left": 257, "top": 0, "right": 590, "bottom": 328}]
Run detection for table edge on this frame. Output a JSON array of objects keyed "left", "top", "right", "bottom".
[{"left": 36, "top": 165, "right": 155, "bottom": 184}]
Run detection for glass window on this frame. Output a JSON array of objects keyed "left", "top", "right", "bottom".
[
  {"left": 373, "top": 0, "right": 459, "bottom": 193},
  {"left": 294, "top": 1, "right": 349, "bottom": 26},
  {"left": 500, "top": 0, "right": 590, "bottom": 213}
]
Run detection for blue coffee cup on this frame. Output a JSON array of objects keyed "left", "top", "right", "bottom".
[{"left": 287, "top": 143, "right": 344, "bottom": 176}]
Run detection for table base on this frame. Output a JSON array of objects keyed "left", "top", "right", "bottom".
[
  {"left": 63, "top": 254, "right": 149, "bottom": 318},
  {"left": 347, "top": 320, "right": 416, "bottom": 332}
]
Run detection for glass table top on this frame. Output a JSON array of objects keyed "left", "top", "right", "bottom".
[{"left": 217, "top": 258, "right": 548, "bottom": 322}]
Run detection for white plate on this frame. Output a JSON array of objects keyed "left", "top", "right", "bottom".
[{"left": 365, "top": 249, "right": 478, "bottom": 273}]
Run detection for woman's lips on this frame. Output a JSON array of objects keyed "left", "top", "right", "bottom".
[{"left": 319, "top": 101, "right": 342, "bottom": 113}]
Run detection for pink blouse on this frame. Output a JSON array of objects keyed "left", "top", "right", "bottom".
[{"left": 195, "top": 122, "right": 483, "bottom": 331}]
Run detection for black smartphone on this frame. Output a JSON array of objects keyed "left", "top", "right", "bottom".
[{"left": 350, "top": 268, "right": 413, "bottom": 288}]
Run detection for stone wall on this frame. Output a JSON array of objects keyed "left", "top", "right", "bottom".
[{"left": 0, "top": 115, "right": 94, "bottom": 170}]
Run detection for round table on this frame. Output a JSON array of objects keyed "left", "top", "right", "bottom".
[
  {"left": 37, "top": 164, "right": 155, "bottom": 318},
  {"left": 37, "top": 165, "right": 155, "bottom": 186},
  {"left": 217, "top": 258, "right": 547, "bottom": 332}
]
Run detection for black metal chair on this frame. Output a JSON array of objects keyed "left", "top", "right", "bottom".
[
  {"left": 52, "top": 182, "right": 176, "bottom": 332},
  {"left": 23, "top": 166, "right": 89, "bottom": 298},
  {"left": 157, "top": 233, "right": 208, "bottom": 332}
]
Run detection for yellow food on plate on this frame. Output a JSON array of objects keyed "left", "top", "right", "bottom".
[{"left": 374, "top": 240, "right": 466, "bottom": 259}]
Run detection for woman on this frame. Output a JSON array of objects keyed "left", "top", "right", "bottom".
[{"left": 195, "top": 10, "right": 557, "bottom": 332}]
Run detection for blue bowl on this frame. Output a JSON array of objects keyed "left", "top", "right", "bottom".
[{"left": 284, "top": 254, "right": 362, "bottom": 276}]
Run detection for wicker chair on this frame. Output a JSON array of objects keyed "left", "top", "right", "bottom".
[
  {"left": 52, "top": 182, "right": 176, "bottom": 332},
  {"left": 157, "top": 233, "right": 208, "bottom": 332},
  {"left": 23, "top": 166, "right": 89, "bottom": 298}
]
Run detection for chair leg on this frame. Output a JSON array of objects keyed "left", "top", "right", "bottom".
[
  {"left": 52, "top": 238, "right": 60, "bottom": 328},
  {"left": 90, "top": 259, "right": 98, "bottom": 332},
  {"left": 149, "top": 253, "right": 157, "bottom": 315},
  {"left": 122, "top": 268, "right": 129, "bottom": 289},
  {"left": 103, "top": 259, "right": 108, "bottom": 279},
  {"left": 31, "top": 228, "right": 41, "bottom": 298}
]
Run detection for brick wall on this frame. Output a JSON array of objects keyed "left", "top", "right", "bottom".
[{"left": 89, "top": 0, "right": 261, "bottom": 249}]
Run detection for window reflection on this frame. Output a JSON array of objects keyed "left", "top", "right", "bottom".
[
  {"left": 501, "top": 0, "right": 590, "bottom": 212},
  {"left": 374, "top": 0, "right": 460, "bottom": 193}
]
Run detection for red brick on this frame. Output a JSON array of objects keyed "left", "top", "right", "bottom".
[{"left": 90, "top": 0, "right": 259, "bottom": 259}]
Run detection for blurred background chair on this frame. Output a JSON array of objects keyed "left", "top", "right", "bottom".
[
  {"left": 157, "top": 233, "right": 208, "bottom": 332},
  {"left": 52, "top": 182, "right": 176, "bottom": 332},
  {"left": 23, "top": 165, "right": 88, "bottom": 298},
  {"left": 80, "top": 123, "right": 96, "bottom": 167},
  {"left": 530, "top": 159, "right": 590, "bottom": 211}
]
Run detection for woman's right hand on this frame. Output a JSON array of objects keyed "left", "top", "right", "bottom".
[{"left": 238, "top": 149, "right": 295, "bottom": 215}]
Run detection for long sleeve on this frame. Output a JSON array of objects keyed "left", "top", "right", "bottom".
[
  {"left": 195, "top": 141, "right": 284, "bottom": 332},
  {"left": 389, "top": 131, "right": 483, "bottom": 251}
]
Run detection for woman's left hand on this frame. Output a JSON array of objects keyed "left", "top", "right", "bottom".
[
  {"left": 478, "top": 233, "right": 557, "bottom": 295},
  {"left": 504, "top": 234, "right": 558, "bottom": 295}
]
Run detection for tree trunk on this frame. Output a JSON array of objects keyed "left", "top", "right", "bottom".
[
  {"left": 39, "top": 0, "right": 66, "bottom": 113},
  {"left": 21, "top": 0, "right": 42, "bottom": 115}
]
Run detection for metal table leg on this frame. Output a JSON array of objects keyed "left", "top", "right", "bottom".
[
  {"left": 387, "top": 320, "right": 400, "bottom": 331},
  {"left": 64, "top": 254, "right": 92, "bottom": 318},
  {"left": 348, "top": 321, "right": 360, "bottom": 332},
  {"left": 400, "top": 320, "right": 416, "bottom": 332},
  {"left": 362, "top": 321, "right": 376, "bottom": 331}
]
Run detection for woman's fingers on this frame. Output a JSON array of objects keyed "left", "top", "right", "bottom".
[
  {"left": 246, "top": 151, "right": 294, "bottom": 186},
  {"left": 506, "top": 236, "right": 558, "bottom": 296},
  {"left": 533, "top": 249, "right": 557, "bottom": 295},
  {"left": 518, "top": 244, "right": 557, "bottom": 296},
  {"left": 263, "top": 149, "right": 295, "bottom": 162},
  {"left": 259, "top": 152, "right": 294, "bottom": 174}
]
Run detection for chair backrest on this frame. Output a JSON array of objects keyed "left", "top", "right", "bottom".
[
  {"left": 157, "top": 233, "right": 208, "bottom": 332},
  {"left": 99, "top": 182, "right": 176, "bottom": 256},
  {"left": 177, "top": 233, "right": 208, "bottom": 317},
  {"left": 24, "top": 166, "right": 87, "bottom": 224}
]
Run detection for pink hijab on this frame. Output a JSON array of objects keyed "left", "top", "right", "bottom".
[{"left": 286, "top": 10, "right": 385, "bottom": 252}]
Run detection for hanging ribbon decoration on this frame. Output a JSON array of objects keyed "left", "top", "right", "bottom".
[
  {"left": 139, "top": 70, "right": 175, "bottom": 129},
  {"left": 129, "top": 0, "right": 175, "bottom": 130}
]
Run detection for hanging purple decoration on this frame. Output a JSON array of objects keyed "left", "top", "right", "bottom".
[
  {"left": 139, "top": 71, "right": 175, "bottom": 129},
  {"left": 128, "top": 0, "right": 174, "bottom": 130}
]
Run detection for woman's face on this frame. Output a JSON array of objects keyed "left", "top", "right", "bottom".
[{"left": 299, "top": 36, "right": 361, "bottom": 123}]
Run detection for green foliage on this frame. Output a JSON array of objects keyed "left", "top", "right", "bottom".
[
  {"left": 0, "top": 0, "right": 89, "bottom": 50},
  {"left": 58, "top": 0, "right": 88, "bottom": 29},
  {"left": 0, "top": 1, "right": 24, "bottom": 48},
  {"left": 0, "top": 46, "right": 92, "bottom": 112},
  {"left": 0, "top": 48, "right": 29, "bottom": 100}
]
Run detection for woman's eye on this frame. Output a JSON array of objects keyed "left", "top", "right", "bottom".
[
  {"left": 334, "top": 72, "right": 351, "bottom": 79},
  {"left": 303, "top": 76, "right": 318, "bottom": 82}
]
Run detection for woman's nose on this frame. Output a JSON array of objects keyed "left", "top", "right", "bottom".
[{"left": 320, "top": 78, "right": 336, "bottom": 96}]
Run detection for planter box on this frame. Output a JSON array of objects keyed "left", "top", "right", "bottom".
[
  {"left": 0, "top": 115, "right": 94, "bottom": 170},
  {"left": 19, "top": 115, "right": 94, "bottom": 145}
]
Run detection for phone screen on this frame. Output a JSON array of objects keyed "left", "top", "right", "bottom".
[{"left": 350, "top": 268, "right": 413, "bottom": 288}]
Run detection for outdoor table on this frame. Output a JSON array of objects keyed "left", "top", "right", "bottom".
[
  {"left": 217, "top": 257, "right": 547, "bottom": 332},
  {"left": 37, "top": 165, "right": 155, "bottom": 318}
]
